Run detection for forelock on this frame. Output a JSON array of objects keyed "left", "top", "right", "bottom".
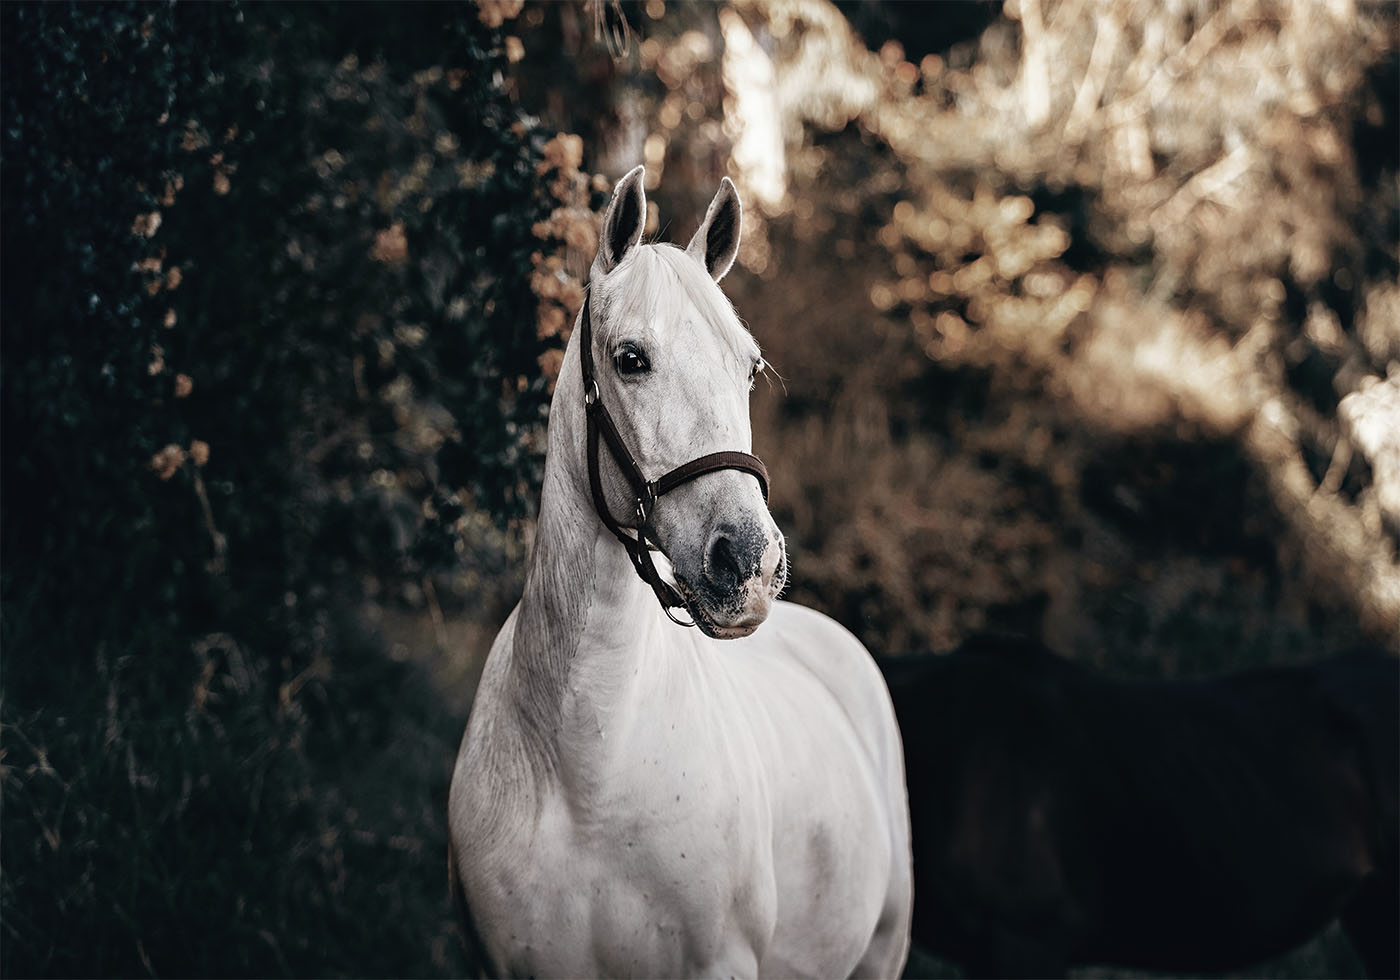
[{"left": 597, "top": 244, "right": 754, "bottom": 359}]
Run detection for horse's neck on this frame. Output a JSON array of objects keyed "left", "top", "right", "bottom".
[{"left": 507, "top": 399, "right": 662, "bottom": 762}]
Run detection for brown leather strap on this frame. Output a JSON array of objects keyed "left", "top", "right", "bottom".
[
  {"left": 655, "top": 451, "right": 768, "bottom": 502},
  {"left": 576, "top": 292, "right": 771, "bottom": 617}
]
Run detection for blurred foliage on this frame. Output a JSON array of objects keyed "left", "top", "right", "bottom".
[
  {"left": 545, "top": 0, "right": 1399, "bottom": 668},
  {"left": 505, "top": 0, "right": 1399, "bottom": 665},
  {"left": 1, "top": 1, "right": 600, "bottom": 975}
]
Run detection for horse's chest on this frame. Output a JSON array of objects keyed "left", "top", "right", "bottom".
[
  {"left": 483, "top": 763, "right": 775, "bottom": 977},
  {"left": 459, "top": 643, "right": 894, "bottom": 976}
]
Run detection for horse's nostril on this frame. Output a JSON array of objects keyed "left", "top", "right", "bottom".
[{"left": 705, "top": 528, "right": 741, "bottom": 585}]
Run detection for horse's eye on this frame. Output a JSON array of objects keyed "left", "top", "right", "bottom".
[{"left": 613, "top": 344, "right": 650, "bottom": 376}]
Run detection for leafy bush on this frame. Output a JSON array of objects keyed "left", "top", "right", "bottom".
[{"left": 1, "top": 2, "right": 598, "bottom": 975}]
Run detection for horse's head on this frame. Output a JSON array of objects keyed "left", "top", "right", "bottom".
[{"left": 583, "top": 165, "right": 786, "bottom": 639}]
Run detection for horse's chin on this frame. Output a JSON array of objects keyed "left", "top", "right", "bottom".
[
  {"left": 679, "top": 583, "right": 774, "bottom": 640},
  {"left": 694, "top": 616, "right": 763, "bottom": 640}
]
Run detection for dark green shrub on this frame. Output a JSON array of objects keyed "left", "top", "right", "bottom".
[{"left": 1, "top": 2, "right": 595, "bottom": 974}]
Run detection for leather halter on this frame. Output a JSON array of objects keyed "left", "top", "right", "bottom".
[{"left": 578, "top": 291, "right": 770, "bottom": 624}]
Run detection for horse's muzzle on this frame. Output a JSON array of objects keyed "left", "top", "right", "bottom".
[{"left": 683, "top": 521, "right": 786, "bottom": 638}]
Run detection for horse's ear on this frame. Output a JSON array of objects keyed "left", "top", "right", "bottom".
[
  {"left": 596, "top": 165, "right": 647, "bottom": 275},
  {"left": 686, "top": 177, "right": 741, "bottom": 282}
]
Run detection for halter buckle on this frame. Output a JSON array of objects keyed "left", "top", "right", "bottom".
[
  {"left": 584, "top": 379, "right": 599, "bottom": 407},
  {"left": 635, "top": 483, "right": 657, "bottom": 524}
]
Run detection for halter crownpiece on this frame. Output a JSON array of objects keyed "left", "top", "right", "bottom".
[{"left": 578, "top": 291, "right": 770, "bottom": 624}]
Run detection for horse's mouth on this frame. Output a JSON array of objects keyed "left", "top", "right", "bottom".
[
  {"left": 673, "top": 576, "right": 775, "bottom": 640},
  {"left": 691, "top": 606, "right": 763, "bottom": 639}
]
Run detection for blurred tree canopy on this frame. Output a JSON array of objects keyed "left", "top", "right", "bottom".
[
  {"left": 516, "top": 0, "right": 1398, "bottom": 666},
  {"left": 753, "top": 0, "right": 1400, "bottom": 662},
  {"left": 707, "top": 0, "right": 1400, "bottom": 663}
]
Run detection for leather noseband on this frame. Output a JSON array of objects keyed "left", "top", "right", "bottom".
[{"left": 578, "top": 292, "right": 770, "bottom": 625}]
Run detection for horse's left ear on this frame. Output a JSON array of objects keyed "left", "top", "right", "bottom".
[
  {"left": 686, "top": 177, "right": 742, "bottom": 282},
  {"left": 596, "top": 165, "right": 647, "bottom": 275}
]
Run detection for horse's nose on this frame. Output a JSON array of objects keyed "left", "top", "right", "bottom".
[{"left": 704, "top": 522, "right": 781, "bottom": 592}]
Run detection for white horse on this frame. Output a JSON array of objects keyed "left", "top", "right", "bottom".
[{"left": 448, "top": 166, "right": 912, "bottom": 979}]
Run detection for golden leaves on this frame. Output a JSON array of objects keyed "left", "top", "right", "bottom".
[
  {"left": 371, "top": 223, "right": 408, "bottom": 264},
  {"left": 530, "top": 206, "right": 598, "bottom": 254},
  {"left": 210, "top": 151, "right": 235, "bottom": 196},
  {"left": 150, "top": 444, "right": 185, "bottom": 480},
  {"left": 476, "top": 0, "right": 523, "bottom": 29},
  {"left": 526, "top": 133, "right": 601, "bottom": 387},
  {"left": 149, "top": 440, "right": 210, "bottom": 480},
  {"left": 537, "top": 133, "right": 583, "bottom": 177},
  {"left": 132, "top": 211, "right": 162, "bottom": 237}
]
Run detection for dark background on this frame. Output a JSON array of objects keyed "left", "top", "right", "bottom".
[{"left": 3, "top": 1, "right": 1396, "bottom": 976}]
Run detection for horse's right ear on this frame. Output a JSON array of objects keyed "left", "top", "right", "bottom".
[
  {"left": 595, "top": 165, "right": 647, "bottom": 275},
  {"left": 686, "top": 177, "right": 741, "bottom": 282}
]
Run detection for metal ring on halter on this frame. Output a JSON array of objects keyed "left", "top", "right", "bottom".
[{"left": 663, "top": 604, "right": 695, "bottom": 628}]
